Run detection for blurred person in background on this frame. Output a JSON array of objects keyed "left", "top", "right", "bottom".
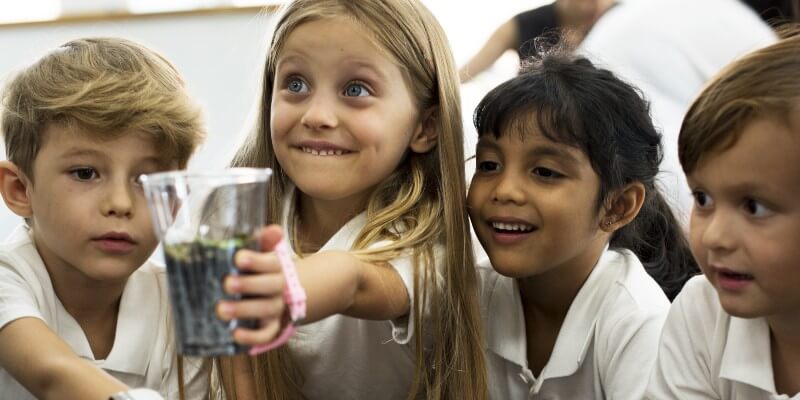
[
  {"left": 579, "top": 0, "right": 781, "bottom": 225},
  {"left": 459, "top": 0, "right": 615, "bottom": 83}
]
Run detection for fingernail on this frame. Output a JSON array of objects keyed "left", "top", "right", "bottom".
[
  {"left": 226, "top": 277, "right": 241, "bottom": 292},
  {"left": 220, "top": 303, "right": 235, "bottom": 318},
  {"left": 237, "top": 253, "right": 252, "bottom": 268}
]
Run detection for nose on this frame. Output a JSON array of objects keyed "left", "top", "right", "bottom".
[
  {"left": 492, "top": 170, "right": 526, "bottom": 205},
  {"left": 301, "top": 92, "right": 338, "bottom": 131},
  {"left": 101, "top": 177, "right": 135, "bottom": 218},
  {"left": 698, "top": 208, "right": 736, "bottom": 253}
]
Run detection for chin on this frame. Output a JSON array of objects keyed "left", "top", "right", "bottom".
[
  {"left": 718, "top": 298, "right": 767, "bottom": 320},
  {"left": 488, "top": 259, "right": 534, "bottom": 279}
]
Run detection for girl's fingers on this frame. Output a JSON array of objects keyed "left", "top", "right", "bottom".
[
  {"left": 216, "top": 297, "right": 285, "bottom": 321},
  {"left": 224, "top": 273, "right": 285, "bottom": 296},
  {"left": 257, "top": 224, "right": 284, "bottom": 252},
  {"left": 232, "top": 319, "right": 283, "bottom": 346},
  {"left": 235, "top": 250, "right": 282, "bottom": 273}
]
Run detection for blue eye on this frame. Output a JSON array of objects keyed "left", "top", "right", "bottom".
[
  {"left": 287, "top": 78, "right": 308, "bottom": 93},
  {"left": 532, "top": 167, "right": 562, "bottom": 179},
  {"left": 344, "top": 83, "right": 370, "bottom": 97},
  {"left": 70, "top": 167, "right": 98, "bottom": 181},
  {"left": 744, "top": 198, "right": 771, "bottom": 218},
  {"left": 692, "top": 190, "right": 713, "bottom": 209},
  {"left": 477, "top": 160, "right": 500, "bottom": 172}
]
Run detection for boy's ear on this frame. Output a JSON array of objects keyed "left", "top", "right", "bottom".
[
  {"left": 409, "top": 107, "right": 439, "bottom": 154},
  {"left": 600, "top": 182, "right": 646, "bottom": 232},
  {"left": 0, "top": 161, "right": 33, "bottom": 218}
]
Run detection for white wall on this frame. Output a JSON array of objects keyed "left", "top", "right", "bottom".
[
  {"left": 0, "top": 9, "right": 273, "bottom": 235},
  {"left": 0, "top": 2, "right": 542, "bottom": 238}
]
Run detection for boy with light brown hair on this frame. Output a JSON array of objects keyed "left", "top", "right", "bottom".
[
  {"left": 646, "top": 33, "right": 800, "bottom": 399},
  {"left": 0, "top": 37, "right": 209, "bottom": 400}
]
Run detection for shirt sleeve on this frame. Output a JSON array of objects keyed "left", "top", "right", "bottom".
[
  {"left": 0, "top": 261, "right": 45, "bottom": 330},
  {"left": 386, "top": 252, "right": 416, "bottom": 344},
  {"left": 645, "top": 276, "right": 720, "bottom": 399},
  {"left": 386, "top": 244, "right": 445, "bottom": 345}
]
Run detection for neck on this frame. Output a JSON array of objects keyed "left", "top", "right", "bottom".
[
  {"left": 36, "top": 243, "right": 124, "bottom": 360},
  {"left": 46, "top": 264, "right": 124, "bottom": 324},
  {"left": 517, "top": 237, "right": 607, "bottom": 376},
  {"left": 296, "top": 192, "right": 367, "bottom": 253},
  {"left": 517, "top": 238, "right": 607, "bottom": 321},
  {"left": 768, "top": 315, "right": 800, "bottom": 395}
]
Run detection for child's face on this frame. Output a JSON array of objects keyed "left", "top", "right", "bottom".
[
  {"left": 687, "top": 116, "right": 800, "bottom": 320},
  {"left": 26, "top": 125, "right": 173, "bottom": 284},
  {"left": 468, "top": 126, "right": 608, "bottom": 279},
  {"left": 270, "top": 16, "right": 426, "bottom": 209}
]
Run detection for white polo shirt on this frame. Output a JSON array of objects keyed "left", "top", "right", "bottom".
[
  {"left": 478, "top": 248, "right": 670, "bottom": 399},
  {"left": 646, "top": 276, "right": 800, "bottom": 399},
  {"left": 0, "top": 226, "right": 212, "bottom": 400},
  {"left": 282, "top": 187, "right": 434, "bottom": 399}
]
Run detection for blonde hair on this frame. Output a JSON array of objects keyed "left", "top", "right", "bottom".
[
  {"left": 231, "top": 1, "right": 487, "bottom": 399},
  {"left": 1, "top": 37, "right": 204, "bottom": 179}
]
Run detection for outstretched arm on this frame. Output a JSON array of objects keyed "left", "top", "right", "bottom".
[
  {"left": 0, "top": 317, "right": 128, "bottom": 400},
  {"left": 216, "top": 225, "right": 410, "bottom": 347},
  {"left": 459, "top": 18, "right": 519, "bottom": 83}
]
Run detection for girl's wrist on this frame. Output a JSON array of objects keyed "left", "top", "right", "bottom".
[{"left": 247, "top": 238, "right": 306, "bottom": 355}]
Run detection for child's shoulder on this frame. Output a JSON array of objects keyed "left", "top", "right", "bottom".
[
  {"left": 668, "top": 274, "right": 724, "bottom": 324},
  {"left": 591, "top": 249, "right": 671, "bottom": 336},
  {"left": 601, "top": 249, "right": 669, "bottom": 312},
  {"left": 0, "top": 226, "right": 36, "bottom": 259},
  {"left": 0, "top": 226, "right": 47, "bottom": 282},
  {"left": 127, "top": 260, "right": 167, "bottom": 288}
]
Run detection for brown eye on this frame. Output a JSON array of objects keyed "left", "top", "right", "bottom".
[
  {"left": 477, "top": 161, "right": 500, "bottom": 172},
  {"left": 692, "top": 191, "right": 713, "bottom": 209},
  {"left": 71, "top": 167, "right": 97, "bottom": 181},
  {"left": 532, "top": 167, "right": 562, "bottom": 179}
]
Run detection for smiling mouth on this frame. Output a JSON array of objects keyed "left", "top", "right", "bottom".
[
  {"left": 299, "top": 146, "right": 352, "bottom": 156},
  {"left": 490, "top": 221, "right": 537, "bottom": 233}
]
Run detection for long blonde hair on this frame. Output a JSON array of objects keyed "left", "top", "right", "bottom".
[{"left": 230, "top": 1, "right": 487, "bottom": 399}]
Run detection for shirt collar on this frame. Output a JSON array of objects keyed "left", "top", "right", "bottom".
[
  {"left": 16, "top": 224, "right": 161, "bottom": 376},
  {"left": 281, "top": 185, "right": 367, "bottom": 255},
  {"left": 720, "top": 316, "right": 777, "bottom": 393},
  {"left": 486, "top": 247, "right": 624, "bottom": 379}
]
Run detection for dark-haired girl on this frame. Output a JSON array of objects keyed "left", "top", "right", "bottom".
[{"left": 468, "top": 49, "right": 699, "bottom": 399}]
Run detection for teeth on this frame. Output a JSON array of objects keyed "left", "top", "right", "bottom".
[
  {"left": 491, "top": 222, "right": 535, "bottom": 232},
  {"left": 301, "top": 147, "right": 346, "bottom": 156}
]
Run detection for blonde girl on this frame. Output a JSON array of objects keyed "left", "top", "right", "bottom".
[{"left": 218, "top": 1, "right": 487, "bottom": 399}]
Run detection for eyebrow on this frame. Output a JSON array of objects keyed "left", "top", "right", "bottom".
[
  {"left": 343, "top": 60, "right": 389, "bottom": 81},
  {"left": 476, "top": 138, "right": 580, "bottom": 163},
  {"left": 59, "top": 148, "right": 108, "bottom": 160},
  {"left": 59, "top": 148, "right": 166, "bottom": 166},
  {"left": 526, "top": 145, "right": 579, "bottom": 164}
]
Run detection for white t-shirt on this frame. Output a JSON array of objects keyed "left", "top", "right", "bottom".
[
  {"left": 579, "top": 0, "right": 776, "bottom": 224},
  {"left": 282, "top": 188, "right": 434, "bottom": 399},
  {"left": 0, "top": 226, "right": 212, "bottom": 400},
  {"left": 478, "top": 248, "right": 670, "bottom": 399},
  {"left": 646, "top": 276, "right": 800, "bottom": 400}
]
